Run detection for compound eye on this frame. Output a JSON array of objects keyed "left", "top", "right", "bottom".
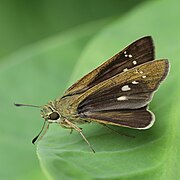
[{"left": 49, "top": 112, "right": 60, "bottom": 120}]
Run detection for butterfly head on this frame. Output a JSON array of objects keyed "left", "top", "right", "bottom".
[
  {"left": 41, "top": 101, "right": 61, "bottom": 123},
  {"left": 14, "top": 101, "right": 62, "bottom": 144}
]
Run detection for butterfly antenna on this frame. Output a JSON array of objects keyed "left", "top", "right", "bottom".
[
  {"left": 32, "top": 121, "right": 49, "bottom": 144},
  {"left": 14, "top": 103, "right": 42, "bottom": 108}
]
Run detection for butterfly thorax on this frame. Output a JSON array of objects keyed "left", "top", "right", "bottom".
[
  {"left": 41, "top": 95, "right": 89, "bottom": 128},
  {"left": 55, "top": 95, "right": 76, "bottom": 115},
  {"left": 55, "top": 95, "right": 91, "bottom": 125}
]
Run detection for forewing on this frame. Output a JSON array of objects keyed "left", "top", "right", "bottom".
[
  {"left": 76, "top": 60, "right": 169, "bottom": 129},
  {"left": 79, "top": 106, "right": 154, "bottom": 129},
  {"left": 64, "top": 36, "right": 154, "bottom": 96},
  {"left": 77, "top": 60, "right": 169, "bottom": 113}
]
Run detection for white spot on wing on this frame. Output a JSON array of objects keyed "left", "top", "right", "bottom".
[
  {"left": 124, "top": 51, "right": 132, "bottom": 58},
  {"left": 133, "top": 60, "right": 137, "bottom": 65},
  {"left": 142, "top": 75, "right": 146, "bottom": 78},
  {"left": 132, "top": 81, "right": 139, "bottom": 84},
  {"left": 123, "top": 68, "right": 128, "bottom": 72},
  {"left": 117, "top": 96, "right": 128, "bottom": 101},
  {"left": 121, "top": 85, "right": 131, "bottom": 91},
  {"left": 140, "top": 71, "right": 143, "bottom": 74}
]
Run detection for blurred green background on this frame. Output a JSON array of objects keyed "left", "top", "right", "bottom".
[{"left": 1, "top": 0, "right": 180, "bottom": 179}]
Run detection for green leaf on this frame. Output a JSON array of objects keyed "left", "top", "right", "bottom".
[
  {"left": 0, "top": 19, "right": 109, "bottom": 180},
  {"left": 0, "top": 0, "right": 143, "bottom": 58},
  {"left": 38, "top": 0, "right": 180, "bottom": 179}
]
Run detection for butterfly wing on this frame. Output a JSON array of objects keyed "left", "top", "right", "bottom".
[
  {"left": 76, "top": 59, "right": 169, "bottom": 129},
  {"left": 79, "top": 106, "right": 154, "bottom": 129},
  {"left": 64, "top": 36, "right": 154, "bottom": 96}
]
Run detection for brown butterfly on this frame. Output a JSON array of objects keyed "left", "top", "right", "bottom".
[{"left": 15, "top": 36, "right": 169, "bottom": 152}]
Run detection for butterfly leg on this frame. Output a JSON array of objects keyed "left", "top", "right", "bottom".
[
  {"left": 69, "top": 128, "right": 73, "bottom": 134},
  {"left": 64, "top": 119, "right": 95, "bottom": 153},
  {"left": 100, "top": 123, "right": 135, "bottom": 138}
]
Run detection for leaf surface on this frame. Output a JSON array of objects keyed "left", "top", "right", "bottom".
[{"left": 38, "top": 0, "right": 180, "bottom": 179}]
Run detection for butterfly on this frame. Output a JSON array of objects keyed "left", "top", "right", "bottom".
[{"left": 15, "top": 36, "right": 169, "bottom": 152}]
